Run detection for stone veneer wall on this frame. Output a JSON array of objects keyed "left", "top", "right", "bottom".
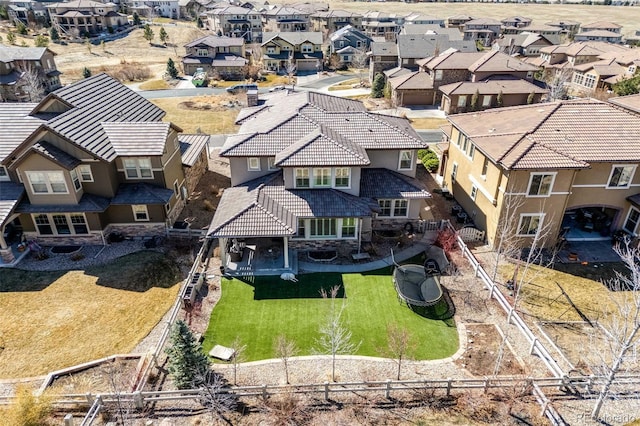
[
  {"left": 184, "top": 152, "right": 208, "bottom": 195},
  {"left": 105, "top": 223, "right": 167, "bottom": 239},
  {"left": 21, "top": 232, "right": 104, "bottom": 246},
  {"left": 373, "top": 218, "right": 420, "bottom": 231},
  {"left": 289, "top": 239, "right": 359, "bottom": 253}
]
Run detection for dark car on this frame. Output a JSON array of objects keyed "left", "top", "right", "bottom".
[{"left": 226, "top": 84, "right": 258, "bottom": 94}]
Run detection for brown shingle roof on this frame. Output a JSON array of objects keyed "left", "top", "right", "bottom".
[
  {"left": 388, "top": 71, "right": 434, "bottom": 90},
  {"left": 439, "top": 78, "right": 547, "bottom": 96}
]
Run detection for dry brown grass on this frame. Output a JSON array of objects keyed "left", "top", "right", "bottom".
[
  {"left": 409, "top": 117, "right": 449, "bottom": 130},
  {"left": 139, "top": 79, "right": 171, "bottom": 90},
  {"left": 151, "top": 95, "right": 240, "bottom": 134},
  {"left": 0, "top": 251, "right": 180, "bottom": 378}
]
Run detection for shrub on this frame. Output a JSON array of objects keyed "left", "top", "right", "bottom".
[
  {"left": 4, "top": 385, "right": 52, "bottom": 426},
  {"left": 423, "top": 157, "right": 439, "bottom": 172},
  {"left": 418, "top": 149, "right": 439, "bottom": 172},
  {"left": 70, "top": 253, "right": 85, "bottom": 261}
]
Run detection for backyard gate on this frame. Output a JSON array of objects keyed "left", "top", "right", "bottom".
[{"left": 458, "top": 226, "right": 485, "bottom": 242}]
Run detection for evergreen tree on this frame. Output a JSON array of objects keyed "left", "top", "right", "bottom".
[
  {"left": 132, "top": 12, "right": 141, "bottom": 26},
  {"left": 166, "top": 320, "right": 211, "bottom": 389},
  {"left": 49, "top": 27, "right": 59, "bottom": 42},
  {"left": 7, "top": 31, "right": 16, "bottom": 45},
  {"left": 143, "top": 24, "right": 154, "bottom": 44},
  {"left": 34, "top": 34, "right": 48, "bottom": 47},
  {"left": 470, "top": 90, "right": 480, "bottom": 111},
  {"left": 82, "top": 67, "right": 92, "bottom": 78},
  {"left": 0, "top": 5, "right": 8, "bottom": 20},
  {"left": 16, "top": 21, "right": 27, "bottom": 35},
  {"left": 371, "top": 73, "right": 385, "bottom": 98},
  {"left": 527, "top": 91, "right": 535, "bottom": 104},
  {"left": 159, "top": 27, "right": 168, "bottom": 45},
  {"left": 613, "top": 71, "right": 640, "bottom": 96},
  {"left": 166, "top": 58, "right": 178, "bottom": 79},
  {"left": 196, "top": 17, "right": 203, "bottom": 28},
  {"left": 496, "top": 90, "right": 504, "bottom": 107}
]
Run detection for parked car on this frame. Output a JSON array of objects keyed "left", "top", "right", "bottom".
[
  {"left": 226, "top": 84, "right": 258, "bottom": 94},
  {"left": 269, "top": 85, "right": 286, "bottom": 92}
]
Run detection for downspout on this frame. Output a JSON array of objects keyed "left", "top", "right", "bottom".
[{"left": 357, "top": 218, "right": 362, "bottom": 254}]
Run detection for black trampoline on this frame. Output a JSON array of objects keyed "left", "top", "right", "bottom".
[{"left": 392, "top": 264, "right": 443, "bottom": 307}]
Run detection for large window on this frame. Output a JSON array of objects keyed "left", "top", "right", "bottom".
[
  {"left": 342, "top": 218, "right": 356, "bottom": 237},
  {"left": 247, "top": 157, "right": 261, "bottom": 171},
  {"left": 482, "top": 95, "right": 491, "bottom": 107},
  {"left": 335, "top": 167, "right": 350, "bottom": 187},
  {"left": 378, "top": 199, "right": 408, "bottom": 217},
  {"left": 70, "top": 169, "right": 81, "bottom": 191},
  {"left": 26, "top": 171, "right": 67, "bottom": 194},
  {"left": 457, "top": 95, "right": 467, "bottom": 107},
  {"left": 132, "top": 205, "right": 149, "bottom": 221},
  {"left": 584, "top": 74, "right": 596, "bottom": 89},
  {"left": 78, "top": 164, "right": 93, "bottom": 182},
  {"left": 32, "top": 213, "right": 88, "bottom": 235},
  {"left": 527, "top": 173, "right": 555, "bottom": 196},
  {"left": 517, "top": 214, "right": 544, "bottom": 236},
  {"left": 295, "top": 168, "right": 310, "bottom": 188},
  {"left": 608, "top": 165, "right": 635, "bottom": 188},
  {"left": 297, "top": 218, "right": 306, "bottom": 237},
  {"left": 309, "top": 218, "right": 337, "bottom": 237},
  {"left": 313, "top": 168, "right": 331, "bottom": 187},
  {"left": 123, "top": 158, "right": 153, "bottom": 179},
  {"left": 268, "top": 157, "right": 278, "bottom": 171},
  {"left": 481, "top": 157, "right": 489, "bottom": 178},
  {"left": 34, "top": 214, "right": 52, "bottom": 235},
  {"left": 398, "top": 150, "right": 414, "bottom": 170},
  {"left": 624, "top": 208, "right": 640, "bottom": 234}
]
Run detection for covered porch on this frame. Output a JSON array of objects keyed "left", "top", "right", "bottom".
[{"left": 219, "top": 237, "right": 298, "bottom": 277}]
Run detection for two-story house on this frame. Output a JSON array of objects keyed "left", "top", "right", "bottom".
[
  {"left": 441, "top": 99, "right": 640, "bottom": 250},
  {"left": 500, "top": 15, "right": 531, "bottom": 35},
  {"left": 570, "top": 49, "right": 640, "bottom": 96},
  {"left": 7, "top": 0, "right": 50, "bottom": 27},
  {"left": 546, "top": 20, "right": 581, "bottom": 38},
  {"left": 368, "top": 41, "right": 397, "bottom": 82},
  {"left": 47, "top": 0, "right": 128, "bottom": 38},
  {"left": 446, "top": 14, "right": 474, "bottom": 30},
  {"left": 182, "top": 35, "right": 248, "bottom": 80},
  {"left": 129, "top": 0, "right": 181, "bottom": 19},
  {"left": 262, "top": 6, "right": 310, "bottom": 33},
  {"left": 574, "top": 21, "right": 623, "bottom": 43},
  {"left": 402, "top": 13, "right": 445, "bottom": 27},
  {"left": 328, "top": 25, "right": 372, "bottom": 64},
  {"left": 462, "top": 18, "right": 502, "bottom": 47},
  {"left": 0, "top": 74, "right": 208, "bottom": 265},
  {"left": 0, "top": 46, "right": 62, "bottom": 102},
  {"left": 261, "top": 32, "right": 323, "bottom": 73},
  {"left": 310, "top": 9, "right": 362, "bottom": 34},
  {"left": 206, "top": 5, "right": 262, "bottom": 42},
  {"left": 493, "top": 32, "right": 555, "bottom": 58},
  {"left": 208, "top": 91, "right": 428, "bottom": 275},
  {"left": 396, "top": 33, "right": 476, "bottom": 71},
  {"left": 361, "top": 11, "right": 402, "bottom": 42}
]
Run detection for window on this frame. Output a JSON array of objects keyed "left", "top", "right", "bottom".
[
  {"left": 451, "top": 163, "right": 458, "bottom": 182},
  {"left": 53, "top": 214, "right": 71, "bottom": 234},
  {"left": 0, "top": 166, "right": 8, "bottom": 181},
  {"left": 457, "top": 95, "right": 467, "bottom": 107},
  {"left": 584, "top": 74, "right": 596, "bottom": 89},
  {"left": 34, "top": 214, "right": 52, "bottom": 235},
  {"left": 342, "top": 218, "right": 356, "bottom": 237},
  {"left": 467, "top": 143, "right": 475, "bottom": 159},
  {"left": 470, "top": 184, "right": 478, "bottom": 201},
  {"left": 378, "top": 199, "right": 392, "bottom": 216},
  {"left": 123, "top": 158, "right": 152, "bottom": 179},
  {"left": 295, "top": 168, "right": 309, "bottom": 188},
  {"left": 435, "top": 69, "right": 443, "bottom": 80},
  {"left": 313, "top": 168, "right": 331, "bottom": 187},
  {"left": 33, "top": 213, "right": 87, "bottom": 235},
  {"left": 309, "top": 218, "right": 336, "bottom": 237},
  {"left": 301, "top": 44, "right": 313, "bottom": 53},
  {"left": 527, "top": 173, "right": 555, "bottom": 196},
  {"left": 197, "top": 48, "right": 208, "bottom": 56},
  {"left": 70, "top": 169, "right": 81, "bottom": 191},
  {"left": 393, "top": 199, "right": 408, "bottom": 217},
  {"left": 608, "top": 165, "right": 635, "bottom": 188},
  {"left": 335, "top": 167, "right": 350, "bottom": 187},
  {"left": 517, "top": 214, "right": 544, "bottom": 236},
  {"left": 481, "top": 158, "right": 489, "bottom": 177},
  {"left": 573, "top": 72, "right": 584, "bottom": 86},
  {"left": 26, "top": 171, "right": 67, "bottom": 194},
  {"left": 78, "top": 164, "right": 93, "bottom": 182},
  {"left": 482, "top": 95, "right": 491, "bottom": 107},
  {"left": 268, "top": 157, "right": 278, "bottom": 170},
  {"left": 297, "top": 218, "right": 306, "bottom": 237},
  {"left": 398, "top": 150, "right": 414, "bottom": 170},
  {"left": 247, "top": 157, "right": 261, "bottom": 171},
  {"left": 70, "top": 214, "right": 88, "bottom": 234},
  {"left": 132, "top": 205, "right": 149, "bottom": 221},
  {"left": 624, "top": 207, "right": 640, "bottom": 234}
]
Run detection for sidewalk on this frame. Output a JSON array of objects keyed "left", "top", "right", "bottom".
[{"left": 298, "top": 232, "right": 437, "bottom": 274}]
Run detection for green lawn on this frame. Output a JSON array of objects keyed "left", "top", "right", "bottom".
[{"left": 203, "top": 267, "right": 458, "bottom": 361}]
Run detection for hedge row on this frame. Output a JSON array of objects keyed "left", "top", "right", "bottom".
[{"left": 417, "top": 149, "right": 439, "bottom": 172}]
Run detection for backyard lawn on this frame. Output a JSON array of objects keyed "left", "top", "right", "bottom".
[
  {"left": 203, "top": 267, "right": 458, "bottom": 361},
  {"left": 0, "top": 252, "right": 181, "bottom": 378}
]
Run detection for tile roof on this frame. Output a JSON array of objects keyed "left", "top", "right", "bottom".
[
  {"left": 110, "top": 183, "right": 174, "bottom": 205},
  {"left": 102, "top": 122, "right": 170, "bottom": 156},
  {"left": 438, "top": 77, "right": 547, "bottom": 96},
  {"left": 422, "top": 51, "right": 485, "bottom": 70},
  {"left": 0, "top": 103, "right": 44, "bottom": 163},
  {"left": 0, "top": 182, "right": 24, "bottom": 227},
  {"left": 370, "top": 42, "right": 397, "bottom": 56},
  {"left": 0, "top": 46, "right": 49, "bottom": 62},
  {"left": 184, "top": 35, "right": 245, "bottom": 48},
  {"left": 179, "top": 134, "right": 209, "bottom": 167},
  {"left": 609, "top": 94, "right": 640, "bottom": 114},
  {"left": 16, "top": 193, "right": 110, "bottom": 213},
  {"left": 397, "top": 34, "right": 475, "bottom": 59},
  {"left": 449, "top": 100, "right": 640, "bottom": 170},
  {"left": 262, "top": 32, "right": 322, "bottom": 46},
  {"left": 581, "top": 21, "right": 622, "bottom": 29},
  {"left": 29, "top": 141, "right": 81, "bottom": 170},
  {"left": 360, "top": 168, "right": 431, "bottom": 199},
  {"left": 467, "top": 50, "right": 539, "bottom": 73},
  {"left": 388, "top": 71, "right": 434, "bottom": 90}
]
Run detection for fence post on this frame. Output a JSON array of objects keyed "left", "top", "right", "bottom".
[
  {"left": 507, "top": 307, "right": 514, "bottom": 324},
  {"left": 488, "top": 282, "right": 495, "bottom": 298},
  {"left": 446, "top": 377, "right": 452, "bottom": 396},
  {"left": 483, "top": 377, "right": 490, "bottom": 394},
  {"left": 85, "top": 392, "right": 93, "bottom": 404},
  {"left": 63, "top": 413, "right": 74, "bottom": 426},
  {"left": 262, "top": 384, "right": 268, "bottom": 400},
  {"left": 385, "top": 379, "right": 392, "bottom": 399},
  {"left": 133, "top": 391, "right": 144, "bottom": 409},
  {"left": 324, "top": 381, "right": 330, "bottom": 400},
  {"left": 474, "top": 262, "right": 479, "bottom": 277},
  {"left": 529, "top": 338, "right": 538, "bottom": 355},
  {"left": 540, "top": 400, "right": 549, "bottom": 417}
]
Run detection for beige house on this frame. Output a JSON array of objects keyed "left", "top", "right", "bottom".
[
  {"left": 0, "top": 74, "right": 208, "bottom": 264},
  {"left": 261, "top": 32, "right": 323, "bottom": 73},
  {"left": 310, "top": 9, "right": 362, "bottom": 34},
  {"left": 0, "top": 46, "right": 62, "bottom": 102},
  {"left": 205, "top": 5, "right": 262, "bottom": 42},
  {"left": 182, "top": 35, "right": 248, "bottom": 80},
  {"left": 47, "top": 0, "right": 128, "bottom": 38},
  {"left": 262, "top": 6, "right": 310, "bottom": 33},
  {"left": 441, "top": 99, "right": 640, "bottom": 249}
]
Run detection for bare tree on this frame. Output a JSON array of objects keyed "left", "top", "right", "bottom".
[
  {"left": 196, "top": 370, "right": 237, "bottom": 425},
  {"left": 314, "top": 285, "right": 361, "bottom": 382},
  {"left": 545, "top": 67, "right": 573, "bottom": 101},
  {"left": 383, "top": 324, "right": 415, "bottom": 380},
  {"left": 350, "top": 48, "right": 369, "bottom": 85},
  {"left": 274, "top": 334, "right": 298, "bottom": 384},
  {"left": 18, "top": 64, "right": 45, "bottom": 102},
  {"left": 590, "top": 241, "right": 640, "bottom": 420},
  {"left": 229, "top": 336, "right": 247, "bottom": 385},
  {"left": 101, "top": 359, "right": 135, "bottom": 424},
  {"left": 286, "top": 51, "right": 297, "bottom": 90}
]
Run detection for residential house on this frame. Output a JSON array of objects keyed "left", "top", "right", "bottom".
[
  {"left": 500, "top": 16, "right": 531, "bottom": 35},
  {"left": 328, "top": 25, "right": 372, "bottom": 64},
  {"left": 493, "top": 32, "right": 555, "bottom": 57},
  {"left": 368, "top": 41, "right": 397, "bottom": 81},
  {"left": 261, "top": 32, "right": 323, "bottom": 73},
  {"left": 206, "top": 5, "right": 262, "bottom": 42},
  {"left": 0, "top": 46, "right": 62, "bottom": 102},
  {"left": 570, "top": 49, "right": 640, "bottom": 95},
  {"left": 310, "top": 9, "right": 362, "bottom": 34},
  {"left": 462, "top": 18, "right": 502, "bottom": 47},
  {"left": 0, "top": 74, "right": 209, "bottom": 265},
  {"left": 209, "top": 91, "right": 428, "bottom": 275},
  {"left": 396, "top": 33, "right": 476, "bottom": 70},
  {"left": 290, "top": 2, "right": 328, "bottom": 14},
  {"left": 518, "top": 24, "right": 562, "bottom": 43},
  {"left": 182, "top": 35, "right": 248, "bottom": 80},
  {"left": 446, "top": 14, "right": 473, "bottom": 30},
  {"left": 580, "top": 21, "right": 623, "bottom": 34},
  {"left": 47, "top": 0, "right": 128, "bottom": 38},
  {"left": 262, "top": 6, "right": 310, "bottom": 33},
  {"left": 624, "top": 30, "right": 640, "bottom": 46},
  {"left": 402, "top": 13, "right": 445, "bottom": 27},
  {"left": 387, "top": 71, "right": 435, "bottom": 106},
  {"left": 128, "top": 0, "right": 181, "bottom": 19},
  {"left": 439, "top": 76, "right": 547, "bottom": 114},
  {"left": 574, "top": 21, "right": 623, "bottom": 43},
  {"left": 7, "top": 0, "right": 51, "bottom": 27},
  {"left": 546, "top": 20, "right": 581, "bottom": 38},
  {"left": 361, "top": 11, "right": 402, "bottom": 42},
  {"left": 441, "top": 99, "right": 640, "bottom": 249}
]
